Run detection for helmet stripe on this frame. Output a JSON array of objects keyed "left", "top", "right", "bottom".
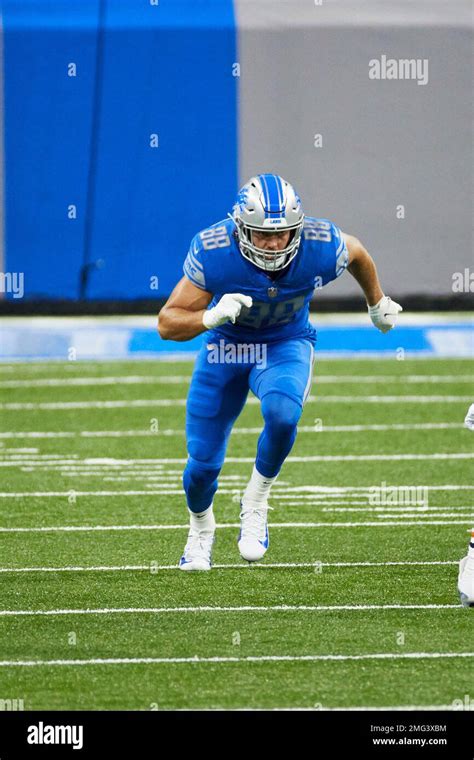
[
  {"left": 275, "top": 174, "right": 284, "bottom": 209},
  {"left": 258, "top": 173, "right": 271, "bottom": 211},
  {"left": 265, "top": 174, "right": 282, "bottom": 212},
  {"left": 259, "top": 173, "right": 284, "bottom": 217}
]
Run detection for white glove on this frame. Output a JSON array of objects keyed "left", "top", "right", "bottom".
[
  {"left": 368, "top": 295, "right": 403, "bottom": 333},
  {"left": 202, "top": 293, "right": 253, "bottom": 329}
]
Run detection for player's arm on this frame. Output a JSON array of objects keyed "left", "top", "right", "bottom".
[
  {"left": 158, "top": 277, "right": 213, "bottom": 341},
  {"left": 343, "top": 233, "right": 383, "bottom": 306},
  {"left": 343, "top": 233, "right": 402, "bottom": 332},
  {"left": 158, "top": 277, "right": 253, "bottom": 341}
]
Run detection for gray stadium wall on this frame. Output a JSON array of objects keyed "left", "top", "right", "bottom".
[{"left": 236, "top": 0, "right": 473, "bottom": 300}]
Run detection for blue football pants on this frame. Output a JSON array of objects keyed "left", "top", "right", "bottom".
[{"left": 183, "top": 338, "right": 315, "bottom": 513}]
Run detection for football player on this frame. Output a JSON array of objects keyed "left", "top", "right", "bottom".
[
  {"left": 158, "top": 174, "right": 402, "bottom": 571},
  {"left": 459, "top": 411, "right": 474, "bottom": 605}
]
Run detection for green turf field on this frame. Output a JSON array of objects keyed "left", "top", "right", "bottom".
[{"left": 0, "top": 356, "right": 472, "bottom": 710}]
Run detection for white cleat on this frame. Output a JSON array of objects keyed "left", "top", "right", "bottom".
[
  {"left": 179, "top": 527, "right": 215, "bottom": 571},
  {"left": 238, "top": 502, "right": 272, "bottom": 562},
  {"left": 458, "top": 555, "right": 474, "bottom": 607}
]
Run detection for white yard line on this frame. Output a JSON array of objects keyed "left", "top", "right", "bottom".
[
  {"left": 309, "top": 705, "right": 466, "bottom": 712},
  {"left": 0, "top": 651, "right": 470, "bottom": 667},
  {"left": 0, "top": 520, "right": 471, "bottom": 532},
  {"left": 0, "top": 422, "right": 464, "bottom": 437},
  {"left": 0, "top": 448, "right": 38, "bottom": 453},
  {"left": 0, "top": 454, "right": 75, "bottom": 459},
  {"left": 0, "top": 431, "right": 145, "bottom": 438},
  {"left": 233, "top": 423, "right": 464, "bottom": 433},
  {"left": 377, "top": 512, "right": 474, "bottom": 519},
  {"left": 174, "top": 705, "right": 466, "bottom": 711},
  {"left": 1, "top": 484, "right": 473, "bottom": 498},
  {"left": 0, "top": 395, "right": 472, "bottom": 410},
  {"left": 281, "top": 485, "right": 474, "bottom": 492},
  {"left": 279, "top": 504, "right": 474, "bottom": 513},
  {"left": 0, "top": 491, "right": 226, "bottom": 498},
  {"left": 0, "top": 453, "right": 472, "bottom": 467},
  {"left": 0, "top": 376, "right": 191, "bottom": 388},
  {"left": 190, "top": 452, "right": 474, "bottom": 462},
  {"left": 275, "top": 501, "right": 417, "bottom": 506},
  {"left": 314, "top": 376, "right": 474, "bottom": 384},
  {"left": 273, "top": 485, "right": 474, "bottom": 493},
  {"left": 321, "top": 506, "right": 474, "bottom": 513},
  {"left": 0, "top": 560, "right": 458, "bottom": 574},
  {"left": 0, "top": 605, "right": 462, "bottom": 618},
  {"left": 1, "top": 374, "right": 472, "bottom": 388},
  {"left": 0, "top": 400, "right": 186, "bottom": 410}
]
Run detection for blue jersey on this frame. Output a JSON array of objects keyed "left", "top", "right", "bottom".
[{"left": 183, "top": 216, "right": 349, "bottom": 344}]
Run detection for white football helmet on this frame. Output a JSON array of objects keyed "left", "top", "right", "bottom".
[{"left": 231, "top": 174, "right": 304, "bottom": 272}]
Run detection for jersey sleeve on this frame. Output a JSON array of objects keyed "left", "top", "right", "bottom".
[
  {"left": 316, "top": 221, "right": 349, "bottom": 285},
  {"left": 183, "top": 234, "right": 207, "bottom": 290},
  {"left": 331, "top": 223, "right": 349, "bottom": 280},
  {"left": 304, "top": 218, "right": 350, "bottom": 288}
]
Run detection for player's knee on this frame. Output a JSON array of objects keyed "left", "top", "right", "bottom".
[
  {"left": 187, "top": 436, "right": 224, "bottom": 468},
  {"left": 261, "top": 392, "right": 302, "bottom": 433},
  {"left": 183, "top": 458, "right": 220, "bottom": 512},
  {"left": 183, "top": 458, "right": 220, "bottom": 491}
]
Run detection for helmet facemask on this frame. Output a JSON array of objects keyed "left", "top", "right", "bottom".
[{"left": 236, "top": 221, "right": 303, "bottom": 272}]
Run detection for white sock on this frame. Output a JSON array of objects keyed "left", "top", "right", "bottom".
[
  {"left": 242, "top": 465, "right": 277, "bottom": 507},
  {"left": 189, "top": 504, "right": 215, "bottom": 533}
]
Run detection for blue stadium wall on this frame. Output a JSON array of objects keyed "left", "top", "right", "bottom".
[
  {"left": 2, "top": 0, "right": 237, "bottom": 300},
  {"left": 1, "top": 1, "right": 472, "bottom": 303}
]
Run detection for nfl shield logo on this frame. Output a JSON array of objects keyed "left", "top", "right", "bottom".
[{"left": 267, "top": 286, "right": 278, "bottom": 298}]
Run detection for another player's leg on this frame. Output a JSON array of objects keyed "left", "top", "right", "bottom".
[
  {"left": 180, "top": 345, "right": 250, "bottom": 570},
  {"left": 464, "top": 403, "right": 474, "bottom": 430},
  {"left": 239, "top": 339, "right": 315, "bottom": 561},
  {"left": 458, "top": 528, "right": 474, "bottom": 607}
]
